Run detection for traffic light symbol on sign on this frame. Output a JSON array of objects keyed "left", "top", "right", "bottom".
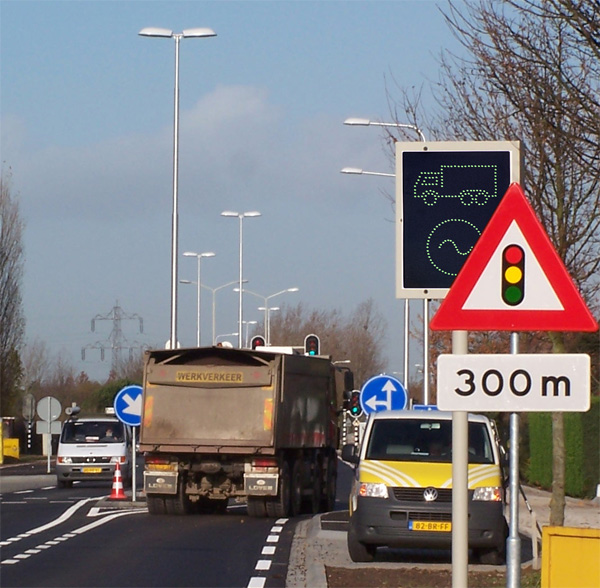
[
  {"left": 501, "top": 244, "right": 525, "bottom": 306},
  {"left": 349, "top": 391, "right": 362, "bottom": 417},
  {"left": 251, "top": 335, "right": 266, "bottom": 349},
  {"left": 304, "top": 334, "right": 320, "bottom": 356}
]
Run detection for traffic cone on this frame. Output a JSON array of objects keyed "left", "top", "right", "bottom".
[{"left": 109, "top": 462, "right": 127, "bottom": 500}]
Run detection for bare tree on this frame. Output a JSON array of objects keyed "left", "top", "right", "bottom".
[
  {"left": 387, "top": 0, "right": 599, "bottom": 525},
  {"left": 267, "top": 299, "right": 387, "bottom": 387},
  {"left": 0, "top": 168, "right": 25, "bottom": 416}
]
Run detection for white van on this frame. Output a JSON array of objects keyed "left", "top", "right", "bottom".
[{"left": 56, "top": 414, "right": 131, "bottom": 488}]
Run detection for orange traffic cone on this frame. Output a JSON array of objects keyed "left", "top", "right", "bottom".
[{"left": 109, "top": 462, "right": 127, "bottom": 500}]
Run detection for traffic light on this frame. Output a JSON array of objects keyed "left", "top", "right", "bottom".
[
  {"left": 501, "top": 244, "right": 525, "bottom": 305},
  {"left": 349, "top": 391, "right": 362, "bottom": 417},
  {"left": 304, "top": 334, "right": 320, "bottom": 356},
  {"left": 251, "top": 335, "right": 266, "bottom": 349}
]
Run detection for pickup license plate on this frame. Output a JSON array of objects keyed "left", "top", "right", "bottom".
[
  {"left": 409, "top": 521, "right": 452, "bottom": 532},
  {"left": 83, "top": 467, "right": 102, "bottom": 474}
]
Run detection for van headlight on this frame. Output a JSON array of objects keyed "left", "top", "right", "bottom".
[
  {"left": 358, "top": 482, "right": 388, "bottom": 498},
  {"left": 57, "top": 456, "right": 72, "bottom": 464},
  {"left": 473, "top": 487, "right": 503, "bottom": 502}
]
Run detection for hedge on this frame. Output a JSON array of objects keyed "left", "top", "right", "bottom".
[{"left": 527, "top": 396, "right": 599, "bottom": 498}]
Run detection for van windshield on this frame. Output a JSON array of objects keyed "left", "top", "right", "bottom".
[
  {"left": 365, "top": 419, "right": 494, "bottom": 464},
  {"left": 61, "top": 421, "right": 125, "bottom": 444}
]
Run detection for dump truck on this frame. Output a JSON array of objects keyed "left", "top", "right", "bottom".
[
  {"left": 413, "top": 164, "right": 499, "bottom": 206},
  {"left": 139, "top": 345, "right": 353, "bottom": 517}
]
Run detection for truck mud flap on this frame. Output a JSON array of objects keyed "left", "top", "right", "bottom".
[
  {"left": 244, "top": 473, "right": 278, "bottom": 496},
  {"left": 144, "top": 471, "right": 178, "bottom": 495}
]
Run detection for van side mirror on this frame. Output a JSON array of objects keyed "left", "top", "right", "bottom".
[{"left": 341, "top": 444, "right": 359, "bottom": 464}]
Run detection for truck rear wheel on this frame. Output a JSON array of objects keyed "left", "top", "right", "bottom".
[
  {"left": 321, "top": 455, "right": 337, "bottom": 512},
  {"left": 165, "top": 479, "right": 191, "bottom": 515},
  {"left": 289, "top": 460, "right": 303, "bottom": 517},
  {"left": 305, "top": 458, "right": 322, "bottom": 514},
  {"left": 266, "top": 462, "right": 290, "bottom": 518},
  {"left": 247, "top": 496, "right": 267, "bottom": 518},
  {"left": 147, "top": 495, "right": 167, "bottom": 515}
]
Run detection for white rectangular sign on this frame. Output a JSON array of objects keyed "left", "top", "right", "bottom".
[{"left": 437, "top": 354, "right": 590, "bottom": 412}]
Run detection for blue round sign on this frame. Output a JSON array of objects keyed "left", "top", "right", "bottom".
[
  {"left": 113, "top": 385, "right": 143, "bottom": 427},
  {"left": 360, "top": 375, "right": 408, "bottom": 415}
]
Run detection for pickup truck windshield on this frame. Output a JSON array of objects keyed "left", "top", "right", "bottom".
[
  {"left": 365, "top": 419, "right": 494, "bottom": 464},
  {"left": 61, "top": 421, "right": 125, "bottom": 444}
]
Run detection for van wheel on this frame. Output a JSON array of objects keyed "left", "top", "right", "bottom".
[
  {"left": 474, "top": 547, "right": 505, "bottom": 565},
  {"left": 266, "top": 461, "right": 290, "bottom": 518},
  {"left": 247, "top": 496, "right": 267, "bottom": 518},
  {"left": 347, "top": 527, "right": 376, "bottom": 562},
  {"left": 147, "top": 495, "right": 167, "bottom": 515}
]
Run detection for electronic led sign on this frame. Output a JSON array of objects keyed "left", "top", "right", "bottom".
[{"left": 396, "top": 141, "right": 521, "bottom": 299}]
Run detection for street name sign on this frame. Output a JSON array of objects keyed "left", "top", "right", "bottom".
[
  {"left": 437, "top": 353, "right": 590, "bottom": 412},
  {"left": 360, "top": 374, "right": 408, "bottom": 415},
  {"left": 396, "top": 141, "right": 521, "bottom": 299},
  {"left": 430, "top": 183, "right": 598, "bottom": 332}
]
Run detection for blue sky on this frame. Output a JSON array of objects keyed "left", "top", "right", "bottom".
[{"left": 1, "top": 0, "right": 460, "bottom": 383}]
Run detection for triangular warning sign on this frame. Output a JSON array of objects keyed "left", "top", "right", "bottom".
[{"left": 430, "top": 183, "right": 598, "bottom": 332}]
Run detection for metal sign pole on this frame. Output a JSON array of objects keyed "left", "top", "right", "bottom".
[
  {"left": 507, "top": 332, "right": 521, "bottom": 588},
  {"left": 451, "top": 330, "right": 469, "bottom": 588},
  {"left": 132, "top": 428, "right": 137, "bottom": 502}
]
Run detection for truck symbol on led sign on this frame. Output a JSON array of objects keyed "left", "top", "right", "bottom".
[{"left": 414, "top": 164, "right": 499, "bottom": 206}]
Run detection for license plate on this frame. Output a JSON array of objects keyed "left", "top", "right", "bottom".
[
  {"left": 409, "top": 521, "right": 452, "bottom": 532},
  {"left": 83, "top": 467, "right": 102, "bottom": 474}
]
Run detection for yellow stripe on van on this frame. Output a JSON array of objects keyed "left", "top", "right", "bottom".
[{"left": 359, "top": 460, "right": 501, "bottom": 489}]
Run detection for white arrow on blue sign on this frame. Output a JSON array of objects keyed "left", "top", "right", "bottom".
[
  {"left": 113, "top": 385, "right": 143, "bottom": 427},
  {"left": 360, "top": 375, "right": 408, "bottom": 415}
]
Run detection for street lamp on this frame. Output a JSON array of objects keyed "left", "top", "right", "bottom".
[
  {"left": 182, "top": 251, "right": 215, "bottom": 346},
  {"left": 343, "top": 117, "right": 427, "bottom": 397},
  {"left": 198, "top": 279, "right": 247, "bottom": 345},
  {"left": 340, "top": 167, "right": 395, "bottom": 178},
  {"left": 344, "top": 117, "right": 426, "bottom": 142},
  {"left": 139, "top": 26, "right": 216, "bottom": 351},
  {"left": 221, "top": 211, "right": 261, "bottom": 348},
  {"left": 242, "top": 321, "right": 258, "bottom": 348},
  {"left": 215, "top": 332, "right": 238, "bottom": 345},
  {"left": 258, "top": 306, "right": 280, "bottom": 345},
  {"left": 235, "top": 287, "right": 299, "bottom": 345}
]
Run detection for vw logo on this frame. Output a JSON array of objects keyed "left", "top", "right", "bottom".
[{"left": 423, "top": 487, "right": 438, "bottom": 502}]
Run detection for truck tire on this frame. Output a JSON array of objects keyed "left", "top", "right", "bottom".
[
  {"left": 165, "top": 479, "right": 191, "bottom": 515},
  {"left": 290, "top": 460, "right": 303, "bottom": 517},
  {"left": 266, "top": 461, "right": 291, "bottom": 518},
  {"left": 304, "top": 457, "right": 322, "bottom": 514},
  {"left": 321, "top": 454, "right": 337, "bottom": 512},
  {"left": 347, "top": 526, "right": 376, "bottom": 563},
  {"left": 147, "top": 495, "right": 167, "bottom": 515},
  {"left": 247, "top": 496, "right": 267, "bottom": 518}
]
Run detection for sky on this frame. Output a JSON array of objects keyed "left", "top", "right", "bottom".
[{"left": 1, "top": 0, "right": 462, "bottom": 384}]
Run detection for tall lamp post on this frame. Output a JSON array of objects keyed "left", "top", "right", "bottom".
[
  {"left": 258, "top": 306, "right": 280, "bottom": 345},
  {"left": 198, "top": 279, "right": 247, "bottom": 345},
  {"left": 342, "top": 117, "right": 426, "bottom": 399},
  {"left": 235, "top": 287, "right": 299, "bottom": 345},
  {"left": 139, "top": 26, "right": 216, "bottom": 350},
  {"left": 182, "top": 251, "right": 215, "bottom": 346},
  {"left": 221, "top": 211, "right": 261, "bottom": 348}
]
